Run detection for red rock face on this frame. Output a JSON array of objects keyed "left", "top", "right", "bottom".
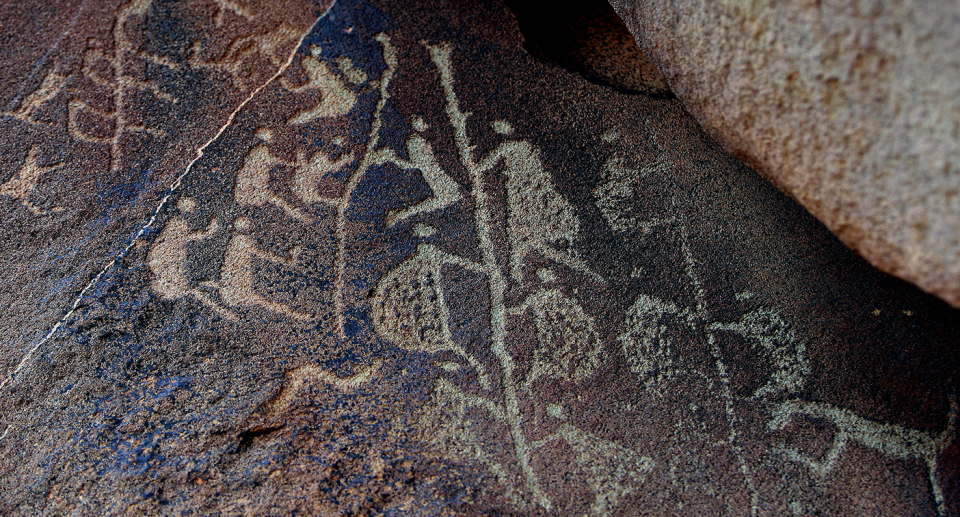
[{"left": 0, "top": 0, "right": 958, "bottom": 515}]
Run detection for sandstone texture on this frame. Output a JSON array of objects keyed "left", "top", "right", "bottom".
[
  {"left": 1, "top": 0, "right": 959, "bottom": 515},
  {"left": 609, "top": 0, "right": 960, "bottom": 308}
]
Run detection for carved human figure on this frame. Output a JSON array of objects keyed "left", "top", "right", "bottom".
[
  {"left": 286, "top": 45, "right": 358, "bottom": 124},
  {"left": 377, "top": 116, "right": 462, "bottom": 227},
  {"left": 212, "top": 216, "right": 312, "bottom": 321},
  {"left": 478, "top": 120, "right": 601, "bottom": 282},
  {"left": 148, "top": 197, "right": 235, "bottom": 319},
  {"left": 235, "top": 144, "right": 316, "bottom": 223},
  {"left": 291, "top": 147, "right": 355, "bottom": 206}
]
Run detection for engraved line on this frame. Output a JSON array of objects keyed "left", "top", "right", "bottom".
[
  {"left": 0, "top": 7, "right": 332, "bottom": 395},
  {"left": 332, "top": 33, "right": 396, "bottom": 338},
  {"left": 427, "top": 41, "right": 550, "bottom": 509},
  {"left": 678, "top": 217, "right": 759, "bottom": 517}
]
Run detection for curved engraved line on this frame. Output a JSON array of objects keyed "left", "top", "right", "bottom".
[{"left": 0, "top": 5, "right": 335, "bottom": 401}]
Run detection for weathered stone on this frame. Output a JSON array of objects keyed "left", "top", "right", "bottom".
[
  {"left": 609, "top": 0, "right": 960, "bottom": 308},
  {"left": 0, "top": 0, "right": 329, "bottom": 381},
  {"left": 0, "top": 0, "right": 959, "bottom": 515}
]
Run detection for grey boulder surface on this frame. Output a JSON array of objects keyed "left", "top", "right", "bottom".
[{"left": 609, "top": 0, "right": 960, "bottom": 308}]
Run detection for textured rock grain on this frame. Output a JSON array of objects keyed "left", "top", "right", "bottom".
[
  {"left": 609, "top": 0, "right": 960, "bottom": 308},
  {"left": 0, "top": 0, "right": 959, "bottom": 515}
]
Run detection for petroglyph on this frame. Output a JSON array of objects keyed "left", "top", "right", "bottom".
[
  {"left": 291, "top": 147, "right": 354, "bottom": 206},
  {"left": 478, "top": 121, "right": 601, "bottom": 282},
  {"left": 709, "top": 309, "right": 809, "bottom": 399},
  {"left": 190, "top": 24, "right": 303, "bottom": 92},
  {"left": 378, "top": 116, "right": 462, "bottom": 227},
  {"left": 371, "top": 243, "right": 490, "bottom": 389},
  {"left": 769, "top": 398, "right": 958, "bottom": 516},
  {"left": 285, "top": 45, "right": 358, "bottom": 125},
  {"left": 330, "top": 33, "right": 397, "bottom": 338},
  {"left": 618, "top": 294, "right": 689, "bottom": 391},
  {"left": 148, "top": 197, "right": 236, "bottom": 320},
  {"left": 210, "top": 217, "right": 312, "bottom": 321},
  {"left": 0, "top": 146, "right": 64, "bottom": 215},
  {"left": 511, "top": 284, "right": 602, "bottom": 388},
  {"left": 531, "top": 423, "right": 654, "bottom": 516},
  {"left": 151, "top": 200, "right": 314, "bottom": 322},
  {"left": 73, "top": 0, "right": 174, "bottom": 173},
  {"left": 211, "top": 0, "right": 254, "bottom": 26},
  {"left": 0, "top": 0, "right": 325, "bottom": 398},
  {"left": 368, "top": 41, "right": 634, "bottom": 512},
  {"left": 335, "top": 56, "right": 368, "bottom": 85},
  {"left": 8, "top": 71, "right": 67, "bottom": 124},
  {"left": 266, "top": 360, "right": 384, "bottom": 416},
  {"left": 235, "top": 144, "right": 317, "bottom": 222},
  {"left": 593, "top": 129, "right": 674, "bottom": 234}
]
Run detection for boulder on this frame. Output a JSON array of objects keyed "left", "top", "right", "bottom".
[{"left": 609, "top": 0, "right": 960, "bottom": 308}]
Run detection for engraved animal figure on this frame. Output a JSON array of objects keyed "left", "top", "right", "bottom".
[
  {"left": 0, "top": 145, "right": 63, "bottom": 215},
  {"left": 377, "top": 116, "right": 462, "bottom": 226},
  {"left": 148, "top": 197, "right": 236, "bottom": 320},
  {"left": 235, "top": 144, "right": 316, "bottom": 223},
  {"left": 478, "top": 121, "right": 601, "bottom": 282},
  {"left": 286, "top": 45, "right": 358, "bottom": 125},
  {"left": 769, "top": 398, "right": 958, "bottom": 515},
  {"left": 209, "top": 216, "right": 312, "bottom": 321}
]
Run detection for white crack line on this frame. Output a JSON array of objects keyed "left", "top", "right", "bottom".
[{"left": 0, "top": 7, "right": 331, "bottom": 398}]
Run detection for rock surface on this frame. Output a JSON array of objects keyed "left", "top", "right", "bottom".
[
  {"left": 1, "top": 0, "right": 959, "bottom": 515},
  {"left": 608, "top": 0, "right": 960, "bottom": 308}
]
